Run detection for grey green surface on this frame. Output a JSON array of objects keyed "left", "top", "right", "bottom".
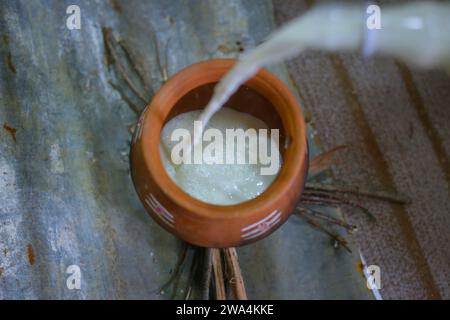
[{"left": 0, "top": 0, "right": 370, "bottom": 299}]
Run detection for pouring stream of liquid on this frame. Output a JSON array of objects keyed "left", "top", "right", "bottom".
[{"left": 192, "top": 2, "right": 450, "bottom": 144}]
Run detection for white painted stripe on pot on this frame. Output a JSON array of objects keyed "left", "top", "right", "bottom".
[{"left": 241, "top": 209, "right": 279, "bottom": 232}]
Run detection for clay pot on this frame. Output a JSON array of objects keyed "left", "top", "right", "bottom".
[{"left": 130, "top": 59, "right": 308, "bottom": 248}]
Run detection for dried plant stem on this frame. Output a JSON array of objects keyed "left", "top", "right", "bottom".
[
  {"left": 110, "top": 50, "right": 148, "bottom": 103},
  {"left": 161, "top": 38, "right": 170, "bottom": 83},
  {"left": 299, "top": 212, "right": 352, "bottom": 253},
  {"left": 309, "top": 145, "right": 347, "bottom": 177},
  {"left": 149, "top": 24, "right": 169, "bottom": 84},
  {"left": 222, "top": 248, "right": 247, "bottom": 300},
  {"left": 158, "top": 242, "right": 188, "bottom": 295},
  {"left": 117, "top": 39, "right": 149, "bottom": 91},
  {"left": 170, "top": 256, "right": 186, "bottom": 299},
  {"left": 301, "top": 193, "right": 376, "bottom": 221},
  {"left": 108, "top": 80, "right": 140, "bottom": 114},
  {"left": 305, "top": 182, "right": 410, "bottom": 204},
  {"left": 103, "top": 27, "right": 148, "bottom": 103},
  {"left": 185, "top": 286, "right": 192, "bottom": 300},
  {"left": 184, "top": 247, "right": 200, "bottom": 300},
  {"left": 211, "top": 248, "right": 226, "bottom": 300},
  {"left": 200, "top": 248, "right": 213, "bottom": 300},
  {"left": 297, "top": 206, "right": 357, "bottom": 233}
]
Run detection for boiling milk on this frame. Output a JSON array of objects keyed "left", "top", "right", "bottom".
[{"left": 160, "top": 108, "right": 281, "bottom": 205}]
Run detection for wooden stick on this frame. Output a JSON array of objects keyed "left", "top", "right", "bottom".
[
  {"left": 211, "top": 248, "right": 226, "bottom": 300},
  {"left": 222, "top": 248, "right": 247, "bottom": 300},
  {"left": 200, "top": 248, "right": 212, "bottom": 300}
]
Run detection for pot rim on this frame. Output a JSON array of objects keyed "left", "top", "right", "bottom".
[{"left": 140, "top": 58, "right": 307, "bottom": 220}]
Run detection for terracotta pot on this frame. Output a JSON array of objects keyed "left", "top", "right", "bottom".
[{"left": 130, "top": 59, "right": 308, "bottom": 248}]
